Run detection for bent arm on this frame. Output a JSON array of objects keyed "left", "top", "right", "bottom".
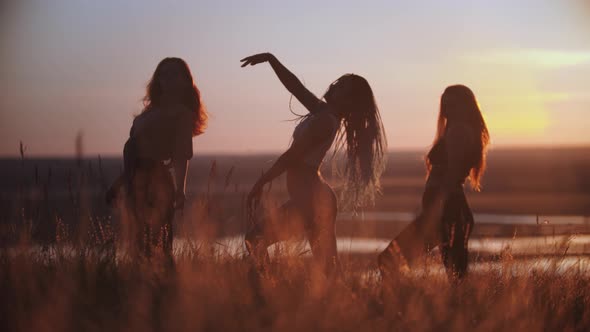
[
  {"left": 256, "top": 113, "right": 332, "bottom": 185},
  {"left": 441, "top": 124, "right": 474, "bottom": 195},
  {"left": 256, "top": 149, "right": 295, "bottom": 185},
  {"left": 172, "top": 112, "right": 194, "bottom": 196},
  {"left": 173, "top": 159, "right": 189, "bottom": 194}
]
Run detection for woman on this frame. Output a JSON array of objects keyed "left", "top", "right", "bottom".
[
  {"left": 106, "top": 57, "right": 207, "bottom": 259},
  {"left": 240, "top": 53, "right": 387, "bottom": 276},
  {"left": 378, "top": 85, "right": 489, "bottom": 281}
]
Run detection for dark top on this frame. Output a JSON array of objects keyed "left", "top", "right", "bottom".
[
  {"left": 130, "top": 105, "right": 194, "bottom": 161},
  {"left": 425, "top": 124, "right": 479, "bottom": 190}
]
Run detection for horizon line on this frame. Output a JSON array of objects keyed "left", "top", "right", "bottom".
[{"left": 1, "top": 143, "right": 589, "bottom": 159}]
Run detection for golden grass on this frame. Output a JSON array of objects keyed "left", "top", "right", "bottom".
[
  {"left": 2, "top": 238, "right": 590, "bottom": 332},
  {"left": 2, "top": 149, "right": 590, "bottom": 331}
]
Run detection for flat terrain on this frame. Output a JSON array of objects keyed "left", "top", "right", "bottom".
[
  {"left": 3, "top": 146, "right": 589, "bottom": 214},
  {"left": 1, "top": 147, "right": 590, "bottom": 331},
  {"left": 2, "top": 147, "right": 589, "bottom": 240}
]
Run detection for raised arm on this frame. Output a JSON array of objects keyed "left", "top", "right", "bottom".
[{"left": 241, "top": 53, "right": 325, "bottom": 114}]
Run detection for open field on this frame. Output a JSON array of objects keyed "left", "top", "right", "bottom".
[
  {"left": 1, "top": 147, "right": 590, "bottom": 331},
  {"left": 2, "top": 146, "right": 590, "bottom": 214},
  {"left": 1, "top": 147, "right": 589, "bottom": 240},
  {"left": 2, "top": 238, "right": 590, "bottom": 331}
]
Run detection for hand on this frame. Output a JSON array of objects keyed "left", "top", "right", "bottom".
[
  {"left": 175, "top": 191, "right": 186, "bottom": 211},
  {"left": 240, "top": 53, "right": 274, "bottom": 67},
  {"left": 246, "top": 180, "right": 264, "bottom": 218},
  {"left": 105, "top": 185, "right": 118, "bottom": 206}
]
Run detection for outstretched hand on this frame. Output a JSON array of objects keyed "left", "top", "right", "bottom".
[
  {"left": 246, "top": 180, "right": 264, "bottom": 224},
  {"left": 240, "top": 53, "right": 274, "bottom": 67},
  {"left": 105, "top": 185, "right": 118, "bottom": 206},
  {"left": 175, "top": 191, "right": 186, "bottom": 211}
]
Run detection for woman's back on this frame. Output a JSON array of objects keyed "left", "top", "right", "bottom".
[
  {"left": 131, "top": 105, "right": 194, "bottom": 162},
  {"left": 425, "top": 123, "right": 479, "bottom": 189}
]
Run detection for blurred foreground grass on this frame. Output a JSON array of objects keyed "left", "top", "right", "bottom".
[
  {"left": 2, "top": 237, "right": 590, "bottom": 332},
  {"left": 2, "top": 148, "right": 590, "bottom": 331}
]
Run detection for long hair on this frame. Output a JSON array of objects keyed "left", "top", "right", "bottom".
[
  {"left": 327, "top": 74, "right": 387, "bottom": 210},
  {"left": 426, "top": 85, "right": 490, "bottom": 191},
  {"left": 142, "top": 57, "right": 208, "bottom": 136}
]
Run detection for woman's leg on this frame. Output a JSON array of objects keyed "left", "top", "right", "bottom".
[
  {"left": 440, "top": 191, "right": 473, "bottom": 279},
  {"left": 378, "top": 225, "right": 415, "bottom": 279},
  {"left": 245, "top": 178, "right": 339, "bottom": 277},
  {"left": 379, "top": 190, "right": 442, "bottom": 279},
  {"left": 133, "top": 165, "right": 175, "bottom": 260},
  {"left": 305, "top": 184, "right": 340, "bottom": 277},
  {"left": 245, "top": 200, "right": 306, "bottom": 270},
  {"left": 129, "top": 170, "right": 149, "bottom": 258},
  {"left": 154, "top": 166, "right": 175, "bottom": 260}
]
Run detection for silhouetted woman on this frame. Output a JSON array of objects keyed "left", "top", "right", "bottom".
[
  {"left": 107, "top": 57, "right": 207, "bottom": 259},
  {"left": 240, "top": 53, "right": 386, "bottom": 276},
  {"left": 379, "top": 85, "right": 489, "bottom": 281}
]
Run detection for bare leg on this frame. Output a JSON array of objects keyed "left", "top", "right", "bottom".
[
  {"left": 161, "top": 207, "right": 175, "bottom": 264},
  {"left": 378, "top": 213, "right": 440, "bottom": 279},
  {"left": 440, "top": 192, "right": 473, "bottom": 280},
  {"left": 244, "top": 222, "right": 272, "bottom": 271},
  {"left": 378, "top": 222, "right": 423, "bottom": 281},
  {"left": 245, "top": 200, "right": 304, "bottom": 272},
  {"left": 306, "top": 187, "right": 340, "bottom": 277},
  {"left": 379, "top": 191, "right": 443, "bottom": 281},
  {"left": 131, "top": 165, "right": 175, "bottom": 262},
  {"left": 246, "top": 176, "right": 340, "bottom": 281},
  {"left": 244, "top": 200, "right": 309, "bottom": 308}
]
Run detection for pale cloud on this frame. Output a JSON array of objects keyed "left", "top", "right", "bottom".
[{"left": 463, "top": 49, "right": 590, "bottom": 68}]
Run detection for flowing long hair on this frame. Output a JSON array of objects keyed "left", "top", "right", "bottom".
[
  {"left": 142, "top": 57, "right": 208, "bottom": 136},
  {"left": 327, "top": 74, "right": 388, "bottom": 210},
  {"left": 426, "top": 85, "right": 490, "bottom": 191}
]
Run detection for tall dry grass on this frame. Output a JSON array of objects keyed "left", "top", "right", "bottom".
[
  {"left": 2, "top": 239, "right": 590, "bottom": 331},
  {"left": 1, "top": 147, "right": 590, "bottom": 331}
]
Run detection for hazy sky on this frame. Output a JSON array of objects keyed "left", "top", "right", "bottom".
[{"left": 1, "top": 0, "right": 589, "bottom": 157}]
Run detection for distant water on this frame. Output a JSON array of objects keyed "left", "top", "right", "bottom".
[
  {"left": 11, "top": 235, "right": 590, "bottom": 276},
  {"left": 173, "top": 235, "right": 590, "bottom": 275},
  {"left": 174, "top": 234, "right": 590, "bottom": 256},
  {"left": 364, "top": 256, "right": 590, "bottom": 277},
  {"left": 337, "top": 211, "right": 590, "bottom": 225},
  {"left": 18, "top": 235, "right": 590, "bottom": 258},
  {"left": 335, "top": 235, "right": 590, "bottom": 255}
]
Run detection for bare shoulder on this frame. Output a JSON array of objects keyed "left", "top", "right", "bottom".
[
  {"left": 131, "top": 109, "right": 152, "bottom": 129},
  {"left": 133, "top": 108, "right": 150, "bottom": 121}
]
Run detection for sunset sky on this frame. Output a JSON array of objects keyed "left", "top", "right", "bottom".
[{"left": 0, "top": 0, "right": 588, "bottom": 157}]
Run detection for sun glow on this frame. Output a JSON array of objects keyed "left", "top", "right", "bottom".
[
  {"left": 456, "top": 49, "right": 584, "bottom": 140},
  {"left": 479, "top": 91, "right": 569, "bottom": 136},
  {"left": 483, "top": 107, "right": 550, "bottom": 136},
  {"left": 479, "top": 91, "right": 555, "bottom": 137}
]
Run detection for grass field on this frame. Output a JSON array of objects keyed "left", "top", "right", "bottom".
[
  {"left": 2, "top": 237, "right": 590, "bottom": 331},
  {"left": 1, "top": 147, "right": 590, "bottom": 331}
]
